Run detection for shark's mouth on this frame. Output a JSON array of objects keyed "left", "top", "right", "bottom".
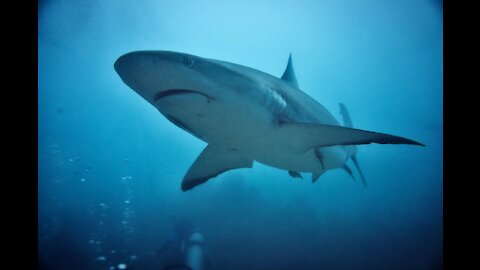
[{"left": 154, "top": 89, "right": 215, "bottom": 102}]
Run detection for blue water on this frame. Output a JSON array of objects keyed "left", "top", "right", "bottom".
[{"left": 38, "top": 1, "right": 443, "bottom": 269}]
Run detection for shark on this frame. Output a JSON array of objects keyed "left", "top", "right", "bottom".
[{"left": 114, "top": 51, "right": 424, "bottom": 191}]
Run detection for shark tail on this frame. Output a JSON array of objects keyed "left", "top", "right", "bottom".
[
  {"left": 351, "top": 156, "right": 367, "bottom": 188},
  {"left": 342, "top": 164, "right": 355, "bottom": 181}
]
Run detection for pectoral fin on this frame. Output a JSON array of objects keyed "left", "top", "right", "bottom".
[
  {"left": 182, "top": 145, "right": 253, "bottom": 191},
  {"left": 279, "top": 122, "right": 424, "bottom": 152}
]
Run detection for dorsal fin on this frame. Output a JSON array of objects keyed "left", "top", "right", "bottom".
[
  {"left": 281, "top": 53, "right": 299, "bottom": 88},
  {"left": 339, "top": 103, "right": 353, "bottom": 128}
]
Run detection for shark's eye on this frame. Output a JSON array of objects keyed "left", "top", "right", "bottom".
[{"left": 183, "top": 57, "right": 194, "bottom": 67}]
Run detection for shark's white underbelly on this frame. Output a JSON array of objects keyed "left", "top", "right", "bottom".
[{"left": 156, "top": 94, "right": 347, "bottom": 173}]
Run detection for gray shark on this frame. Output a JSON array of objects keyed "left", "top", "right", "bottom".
[{"left": 114, "top": 51, "right": 424, "bottom": 191}]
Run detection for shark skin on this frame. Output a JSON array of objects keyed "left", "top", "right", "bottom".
[{"left": 114, "top": 51, "right": 424, "bottom": 191}]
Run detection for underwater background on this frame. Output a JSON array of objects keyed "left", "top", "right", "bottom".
[{"left": 38, "top": 0, "right": 443, "bottom": 269}]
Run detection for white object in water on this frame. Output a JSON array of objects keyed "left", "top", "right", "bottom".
[
  {"left": 117, "top": 263, "right": 127, "bottom": 269},
  {"left": 185, "top": 232, "right": 205, "bottom": 270}
]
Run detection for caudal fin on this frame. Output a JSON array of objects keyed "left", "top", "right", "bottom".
[
  {"left": 342, "top": 164, "right": 356, "bottom": 181},
  {"left": 351, "top": 156, "right": 367, "bottom": 188}
]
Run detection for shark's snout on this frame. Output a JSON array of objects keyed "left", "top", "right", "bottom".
[
  {"left": 114, "top": 51, "right": 204, "bottom": 103},
  {"left": 114, "top": 54, "right": 138, "bottom": 90},
  {"left": 114, "top": 52, "right": 141, "bottom": 77},
  {"left": 114, "top": 52, "right": 158, "bottom": 91},
  {"left": 114, "top": 51, "right": 177, "bottom": 82},
  {"left": 113, "top": 54, "right": 126, "bottom": 74}
]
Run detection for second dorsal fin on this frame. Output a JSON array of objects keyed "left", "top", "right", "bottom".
[
  {"left": 339, "top": 103, "right": 353, "bottom": 128},
  {"left": 281, "top": 53, "right": 299, "bottom": 88}
]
